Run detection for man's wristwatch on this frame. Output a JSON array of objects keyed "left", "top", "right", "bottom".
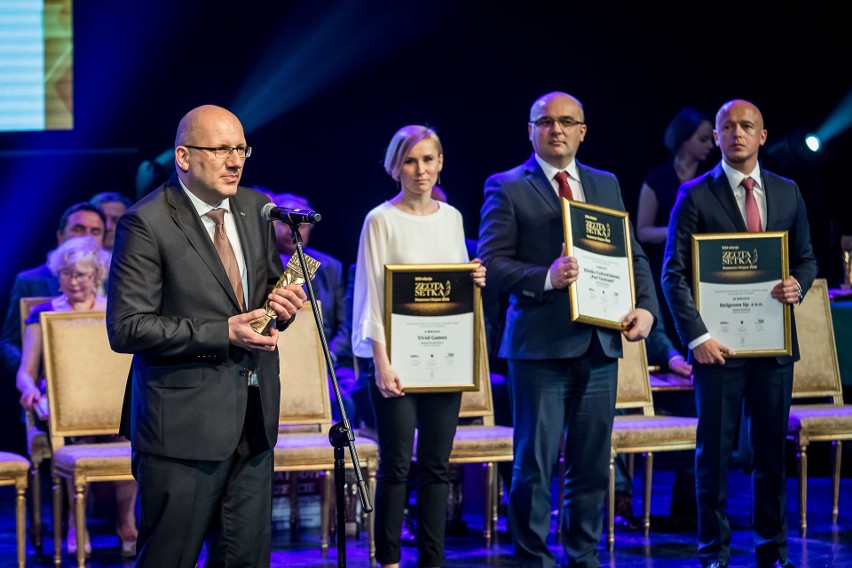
[{"left": 796, "top": 280, "right": 803, "bottom": 303}]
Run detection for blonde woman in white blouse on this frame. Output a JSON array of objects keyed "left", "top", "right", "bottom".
[{"left": 352, "top": 125, "right": 485, "bottom": 568}]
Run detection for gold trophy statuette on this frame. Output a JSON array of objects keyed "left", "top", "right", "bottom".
[{"left": 250, "top": 253, "right": 321, "bottom": 334}]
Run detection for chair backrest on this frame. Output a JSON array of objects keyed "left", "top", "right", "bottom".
[
  {"left": 616, "top": 337, "right": 654, "bottom": 414},
  {"left": 277, "top": 303, "right": 333, "bottom": 429},
  {"left": 19, "top": 296, "right": 53, "bottom": 432},
  {"left": 458, "top": 308, "right": 495, "bottom": 425},
  {"left": 791, "top": 279, "right": 843, "bottom": 403},
  {"left": 19, "top": 296, "right": 52, "bottom": 339},
  {"left": 40, "top": 311, "right": 132, "bottom": 450}
]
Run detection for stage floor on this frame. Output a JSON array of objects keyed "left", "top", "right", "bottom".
[{"left": 1, "top": 468, "right": 850, "bottom": 567}]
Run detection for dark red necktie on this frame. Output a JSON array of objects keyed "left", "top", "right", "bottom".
[
  {"left": 555, "top": 171, "right": 574, "bottom": 201},
  {"left": 741, "top": 177, "right": 762, "bottom": 232}
]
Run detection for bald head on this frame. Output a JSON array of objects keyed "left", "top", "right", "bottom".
[
  {"left": 715, "top": 99, "right": 763, "bottom": 131},
  {"left": 530, "top": 91, "right": 584, "bottom": 122},
  {"left": 174, "top": 105, "right": 248, "bottom": 205},
  {"left": 175, "top": 105, "right": 243, "bottom": 147},
  {"left": 713, "top": 99, "right": 767, "bottom": 172}
]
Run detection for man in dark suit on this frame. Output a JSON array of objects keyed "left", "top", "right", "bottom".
[
  {"left": 0, "top": 202, "right": 106, "bottom": 376},
  {"left": 107, "top": 105, "right": 307, "bottom": 567},
  {"left": 662, "top": 99, "right": 817, "bottom": 568},
  {"left": 478, "top": 91, "right": 657, "bottom": 568}
]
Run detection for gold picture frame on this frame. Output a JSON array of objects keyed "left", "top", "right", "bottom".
[
  {"left": 562, "top": 199, "right": 636, "bottom": 330},
  {"left": 384, "top": 263, "right": 481, "bottom": 392},
  {"left": 692, "top": 231, "right": 791, "bottom": 357}
]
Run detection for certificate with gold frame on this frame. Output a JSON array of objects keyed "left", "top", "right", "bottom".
[
  {"left": 384, "top": 263, "right": 481, "bottom": 392},
  {"left": 692, "top": 232, "right": 791, "bottom": 357},
  {"left": 562, "top": 200, "right": 636, "bottom": 330}
]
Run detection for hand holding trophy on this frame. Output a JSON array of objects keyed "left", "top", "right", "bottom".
[{"left": 250, "top": 253, "right": 321, "bottom": 334}]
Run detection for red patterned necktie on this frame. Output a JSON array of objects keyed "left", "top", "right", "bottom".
[
  {"left": 741, "top": 177, "right": 762, "bottom": 232},
  {"left": 555, "top": 171, "right": 574, "bottom": 201},
  {"left": 205, "top": 209, "right": 245, "bottom": 310}
]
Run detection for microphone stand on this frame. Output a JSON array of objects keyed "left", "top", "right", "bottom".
[{"left": 287, "top": 220, "right": 372, "bottom": 568}]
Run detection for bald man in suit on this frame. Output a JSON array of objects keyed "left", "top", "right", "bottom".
[
  {"left": 107, "top": 105, "right": 306, "bottom": 567},
  {"left": 662, "top": 99, "right": 817, "bottom": 568}
]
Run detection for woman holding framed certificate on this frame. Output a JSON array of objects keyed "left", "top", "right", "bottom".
[{"left": 351, "top": 125, "right": 486, "bottom": 568}]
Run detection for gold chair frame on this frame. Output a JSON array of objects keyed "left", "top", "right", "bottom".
[
  {"left": 18, "top": 295, "right": 52, "bottom": 553},
  {"left": 787, "top": 278, "right": 852, "bottom": 536},
  {"left": 607, "top": 337, "right": 698, "bottom": 550},
  {"left": 41, "top": 310, "right": 133, "bottom": 567},
  {"left": 274, "top": 303, "right": 378, "bottom": 562},
  {"left": 0, "top": 451, "right": 30, "bottom": 568}
]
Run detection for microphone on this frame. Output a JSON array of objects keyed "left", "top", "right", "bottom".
[{"left": 261, "top": 202, "right": 322, "bottom": 225}]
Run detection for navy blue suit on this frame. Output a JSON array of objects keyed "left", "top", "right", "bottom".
[
  {"left": 478, "top": 154, "right": 658, "bottom": 567},
  {"left": 662, "top": 163, "right": 817, "bottom": 567}
]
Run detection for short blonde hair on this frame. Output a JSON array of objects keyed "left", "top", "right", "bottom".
[
  {"left": 383, "top": 125, "right": 443, "bottom": 182},
  {"left": 47, "top": 236, "right": 111, "bottom": 287}
]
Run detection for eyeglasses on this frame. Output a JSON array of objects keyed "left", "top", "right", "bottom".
[
  {"left": 530, "top": 117, "right": 585, "bottom": 129},
  {"left": 59, "top": 270, "right": 95, "bottom": 282},
  {"left": 184, "top": 145, "right": 252, "bottom": 159}
]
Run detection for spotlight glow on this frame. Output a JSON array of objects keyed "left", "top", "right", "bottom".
[{"left": 804, "top": 134, "right": 821, "bottom": 152}]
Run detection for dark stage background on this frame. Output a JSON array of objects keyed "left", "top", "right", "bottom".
[{"left": 1, "top": 1, "right": 851, "bottom": 454}]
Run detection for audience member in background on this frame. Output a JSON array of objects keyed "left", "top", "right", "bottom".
[
  {"left": 15, "top": 236, "right": 138, "bottom": 558},
  {"left": 255, "top": 188, "right": 356, "bottom": 422},
  {"left": 636, "top": 107, "right": 715, "bottom": 348},
  {"left": 352, "top": 125, "right": 486, "bottom": 568},
  {"left": 0, "top": 202, "right": 106, "bottom": 378},
  {"left": 90, "top": 192, "right": 134, "bottom": 251},
  {"left": 134, "top": 150, "right": 174, "bottom": 200}
]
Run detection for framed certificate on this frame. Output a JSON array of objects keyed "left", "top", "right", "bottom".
[
  {"left": 692, "top": 232, "right": 791, "bottom": 357},
  {"left": 563, "top": 200, "right": 636, "bottom": 329},
  {"left": 384, "top": 263, "right": 481, "bottom": 392}
]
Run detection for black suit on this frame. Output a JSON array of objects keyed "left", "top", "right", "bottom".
[
  {"left": 662, "top": 163, "right": 817, "bottom": 567},
  {"left": 107, "top": 175, "right": 286, "bottom": 566}
]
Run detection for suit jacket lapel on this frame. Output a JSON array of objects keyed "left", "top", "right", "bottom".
[
  {"left": 524, "top": 154, "right": 562, "bottom": 216},
  {"left": 165, "top": 177, "right": 244, "bottom": 312},
  {"left": 708, "top": 163, "right": 748, "bottom": 232},
  {"left": 576, "top": 161, "right": 597, "bottom": 204},
  {"left": 762, "top": 173, "right": 778, "bottom": 230},
  {"left": 230, "top": 191, "right": 258, "bottom": 307}
]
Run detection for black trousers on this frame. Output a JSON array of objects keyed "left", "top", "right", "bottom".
[
  {"left": 368, "top": 380, "right": 461, "bottom": 567},
  {"left": 132, "top": 387, "right": 273, "bottom": 568},
  {"left": 694, "top": 359, "right": 793, "bottom": 568}
]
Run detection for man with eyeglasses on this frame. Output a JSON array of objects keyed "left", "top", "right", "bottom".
[
  {"left": 107, "top": 104, "right": 306, "bottom": 567},
  {"left": 0, "top": 202, "right": 106, "bottom": 378},
  {"left": 477, "top": 91, "right": 657, "bottom": 568}
]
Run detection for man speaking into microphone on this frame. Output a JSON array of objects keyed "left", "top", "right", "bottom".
[{"left": 107, "top": 104, "right": 307, "bottom": 567}]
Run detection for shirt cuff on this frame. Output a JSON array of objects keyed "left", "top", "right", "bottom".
[{"left": 688, "top": 333, "right": 711, "bottom": 350}]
